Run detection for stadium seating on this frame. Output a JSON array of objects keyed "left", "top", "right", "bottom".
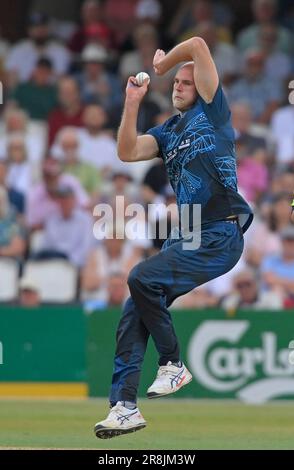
[
  {"left": 23, "top": 260, "right": 78, "bottom": 303},
  {"left": 0, "top": 258, "right": 19, "bottom": 302}
]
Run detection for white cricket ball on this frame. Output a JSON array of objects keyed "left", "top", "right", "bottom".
[{"left": 135, "top": 72, "right": 150, "bottom": 87}]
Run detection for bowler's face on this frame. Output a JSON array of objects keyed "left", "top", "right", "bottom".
[{"left": 172, "top": 66, "right": 198, "bottom": 112}]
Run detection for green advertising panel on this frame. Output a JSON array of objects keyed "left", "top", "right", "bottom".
[
  {"left": 0, "top": 305, "right": 86, "bottom": 382},
  {"left": 87, "top": 309, "right": 294, "bottom": 403},
  {"left": 1, "top": 306, "right": 294, "bottom": 403}
]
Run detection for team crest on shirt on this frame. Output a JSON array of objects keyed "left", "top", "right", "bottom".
[
  {"left": 178, "top": 138, "right": 191, "bottom": 150},
  {"left": 166, "top": 139, "right": 192, "bottom": 164}
]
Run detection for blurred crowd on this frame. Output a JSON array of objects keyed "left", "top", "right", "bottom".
[{"left": 0, "top": 0, "right": 293, "bottom": 311}]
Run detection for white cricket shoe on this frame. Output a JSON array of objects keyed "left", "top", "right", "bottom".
[
  {"left": 147, "top": 361, "right": 192, "bottom": 399},
  {"left": 94, "top": 401, "right": 146, "bottom": 439}
]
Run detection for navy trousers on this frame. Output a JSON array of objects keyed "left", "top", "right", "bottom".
[{"left": 109, "top": 220, "right": 244, "bottom": 404}]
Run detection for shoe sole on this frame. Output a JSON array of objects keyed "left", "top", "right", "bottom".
[
  {"left": 94, "top": 424, "right": 146, "bottom": 439},
  {"left": 147, "top": 374, "right": 193, "bottom": 399}
]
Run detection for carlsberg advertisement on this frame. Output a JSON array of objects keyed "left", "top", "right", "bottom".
[
  {"left": 88, "top": 309, "right": 294, "bottom": 403},
  {"left": 187, "top": 316, "right": 294, "bottom": 403}
]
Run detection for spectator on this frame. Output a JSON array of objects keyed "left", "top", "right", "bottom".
[
  {"left": 89, "top": 271, "right": 128, "bottom": 309},
  {"left": 78, "top": 104, "right": 121, "bottom": 172},
  {"left": 5, "top": 133, "right": 32, "bottom": 196},
  {"left": 33, "top": 185, "right": 93, "bottom": 268},
  {"left": 26, "top": 157, "right": 90, "bottom": 230},
  {"left": 270, "top": 171, "right": 294, "bottom": 197},
  {"left": 0, "top": 185, "right": 26, "bottom": 259},
  {"left": 48, "top": 77, "right": 84, "bottom": 144},
  {"left": 83, "top": 22, "right": 114, "bottom": 57},
  {"left": 193, "top": 21, "right": 240, "bottom": 85},
  {"left": 271, "top": 103, "right": 294, "bottom": 166},
  {"left": 0, "top": 108, "right": 46, "bottom": 165},
  {"left": 135, "top": 0, "right": 162, "bottom": 25},
  {"left": 177, "top": 0, "right": 232, "bottom": 44},
  {"left": 267, "top": 192, "right": 293, "bottom": 234},
  {"left": 238, "top": 150, "right": 269, "bottom": 203},
  {"left": 93, "top": 190, "right": 150, "bottom": 246},
  {"left": 0, "top": 160, "right": 25, "bottom": 215},
  {"left": 5, "top": 12, "right": 71, "bottom": 85},
  {"left": 227, "top": 49, "right": 282, "bottom": 124},
  {"left": 51, "top": 127, "right": 101, "bottom": 197},
  {"left": 119, "top": 23, "right": 159, "bottom": 82},
  {"left": 245, "top": 192, "right": 292, "bottom": 268},
  {"left": 68, "top": 0, "right": 111, "bottom": 54},
  {"left": 104, "top": 0, "right": 139, "bottom": 47},
  {"left": 117, "top": 24, "right": 164, "bottom": 130},
  {"left": 261, "top": 225, "right": 294, "bottom": 307},
  {"left": 133, "top": 0, "right": 167, "bottom": 50},
  {"left": 98, "top": 168, "right": 136, "bottom": 205},
  {"left": 81, "top": 224, "right": 143, "bottom": 301},
  {"left": 10, "top": 57, "right": 57, "bottom": 121},
  {"left": 19, "top": 276, "right": 41, "bottom": 307},
  {"left": 106, "top": 272, "right": 128, "bottom": 306},
  {"left": 77, "top": 44, "right": 122, "bottom": 111},
  {"left": 237, "top": 0, "right": 293, "bottom": 56},
  {"left": 221, "top": 268, "right": 283, "bottom": 310},
  {"left": 231, "top": 102, "right": 266, "bottom": 158},
  {"left": 171, "top": 286, "right": 219, "bottom": 309},
  {"left": 258, "top": 24, "right": 292, "bottom": 82}
]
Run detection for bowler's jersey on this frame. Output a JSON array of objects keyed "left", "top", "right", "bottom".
[{"left": 147, "top": 83, "right": 253, "bottom": 233}]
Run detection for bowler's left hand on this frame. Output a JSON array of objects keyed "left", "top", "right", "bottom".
[{"left": 153, "top": 49, "right": 166, "bottom": 75}]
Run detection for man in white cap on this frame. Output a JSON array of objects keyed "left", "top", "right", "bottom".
[
  {"left": 77, "top": 44, "right": 122, "bottom": 110},
  {"left": 19, "top": 276, "right": 40, "bottom": 307}
]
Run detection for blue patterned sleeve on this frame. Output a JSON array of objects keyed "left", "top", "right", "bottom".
[
  {"left": 199, "top": 83, "right": 231, "bottom": 128},
  {"left": 146, "top": 124, "right": 163, "bottom": 159}
]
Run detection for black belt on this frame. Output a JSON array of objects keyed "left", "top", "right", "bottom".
[{"left": 185, "top": 217, "right": 240, "bottom": 230}]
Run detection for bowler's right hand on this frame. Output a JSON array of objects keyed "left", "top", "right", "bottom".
[{"left": 125, "top": 76, "right": 149, "bottom": 102}]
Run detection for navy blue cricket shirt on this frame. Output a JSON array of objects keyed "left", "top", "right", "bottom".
[{"left": 146, "top": 83, "right": 253, "bottom": 233}]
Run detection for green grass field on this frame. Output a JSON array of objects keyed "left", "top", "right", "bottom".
[{"left": 0, "top": 399, "right": 293, "bottom": 450}]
